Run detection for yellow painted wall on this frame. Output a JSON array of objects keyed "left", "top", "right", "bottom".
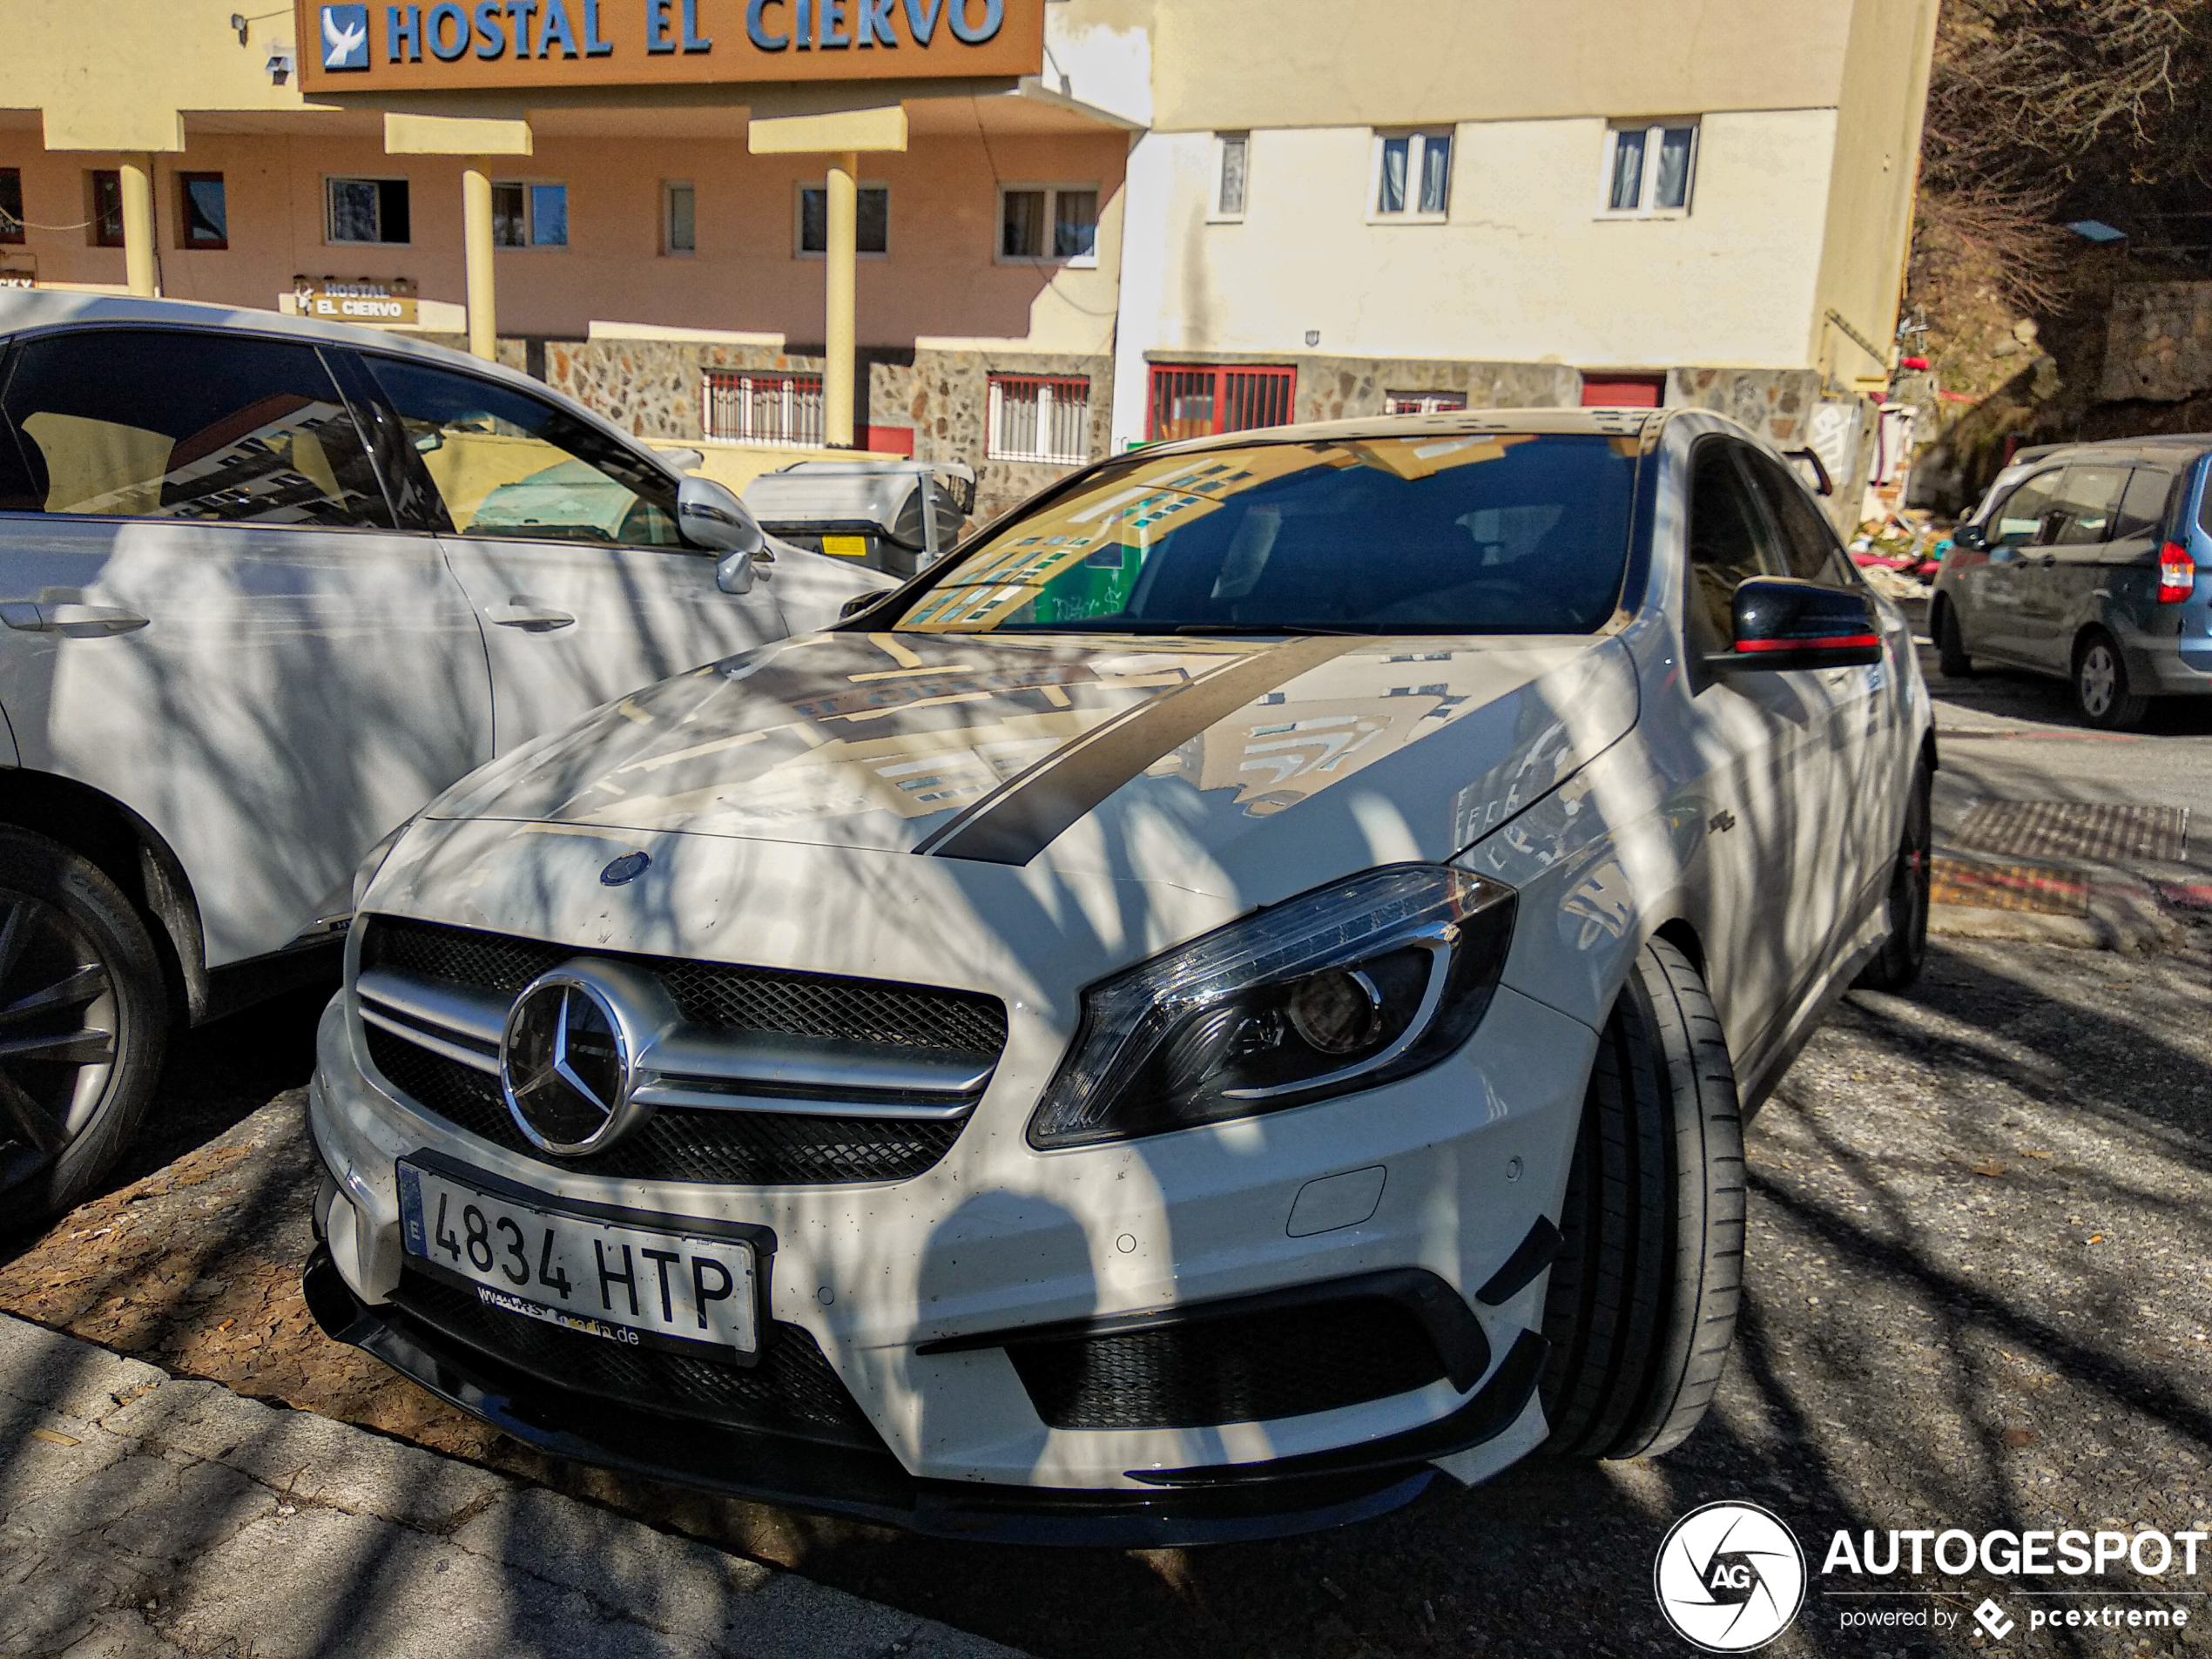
[
  {"left": 0, "top": 0, "right": 318, "bottom": 149},
  {"left": 1808, "top": 0, "right": 1942, "bottom": 382},
  {"left": 1140, "top": 0, "right": 1857, "bottom": 132}
]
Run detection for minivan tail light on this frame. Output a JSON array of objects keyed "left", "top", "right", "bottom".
[{"left": 2159, "top": 542, "right": 2197, "bottom": 604}]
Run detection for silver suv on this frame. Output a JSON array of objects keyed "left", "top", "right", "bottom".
[{"left": 0, "top": 293, "right": 888, "bottom": 1224}]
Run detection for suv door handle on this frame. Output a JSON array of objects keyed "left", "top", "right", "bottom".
[
  {"left": 483, "top": 599, "right": 576, "bottom": 631},
  {"left": 0, "top": 601, "right": 150, "bottom": 637},
  {"left": 2037, "top": 553, "right": 2058, "bottom": 566}
]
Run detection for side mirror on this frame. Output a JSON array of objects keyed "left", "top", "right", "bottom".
[
  {"left": 677, "top": 475, "right": 765, "bottom": 556},
  {"left": 839, "top": 592, "right": 880, "bottom": 620},
  {"left": 1952, "top": 522, "right": 1988, "bottom": 552},
  {"left": 1710, "top": 577, "right": 1882, "bottom": 672},
  {"left": 715, "top": 550, "right": 759, "bottom": 595}
]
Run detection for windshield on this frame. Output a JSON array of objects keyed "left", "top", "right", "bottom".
[{"left": 894, "top": 432, "right": 1639, "bottom": 635}]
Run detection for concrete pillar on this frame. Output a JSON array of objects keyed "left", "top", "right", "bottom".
[
  {"left": 118, "top": 157, "right": 156, "bottom": 297},
  {"left": 462, "top": 162, "right": 496, "bottom": 361},
  {"left": 824, "top": 152, "right": 859, "bottom": 449}
]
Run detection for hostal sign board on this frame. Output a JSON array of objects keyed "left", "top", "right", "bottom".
[{"left": 296, "top": 0, "right": 1042, "bottom": 91}]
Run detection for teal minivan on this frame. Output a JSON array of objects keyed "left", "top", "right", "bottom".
[{"left": 1932, "top": 435, "right": 2212, "bottom": 728}]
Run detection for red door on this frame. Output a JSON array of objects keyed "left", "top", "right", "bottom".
[
  {"left": 1581, "top": 373, "right": 1667, "bottom": 408},
  {"left": 1148, "top": 364, "right": 1297, "bottom": 440}
]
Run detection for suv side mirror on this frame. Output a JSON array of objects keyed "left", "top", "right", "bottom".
[
  {"left": 1952, "top": 522, "right": 1987, "bottom": 552},
  {"left": 677, "top": 475, "right": 765, "bottom": 556},
  {"left": 839, "top": 592, "right": 880, "bottom": 620},
  {"left": 1710, "top": 577, "right": 1882, "bottom": 672}
]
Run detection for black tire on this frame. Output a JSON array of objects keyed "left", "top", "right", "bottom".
[
  {"left": 1540, "top": 936, "right": 1743, "bottom": 1460},
  {"left": 0, "top": 829, "right": 168, "bottom": 1231},
  {"left": 1934, "top": 599, "right": 1976, "bottom": 679},
  {"left": 1853, "top": 756, "right": 1932, "bottom": 993},
  {"left": 2074, "top": 631, "right": 2148, "bottom": 731}
]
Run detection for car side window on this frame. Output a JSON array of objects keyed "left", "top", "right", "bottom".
[
  {"left": 361, "top": 355, "right": 683, "bottom": 549},
  {"left": 1684, "top": 439, "right": 1790, "bottom": 655},
  {"left": 1986, "top": 470, "right": 2061, "bottom": 549},
  {"left": 1745, "top": 449, "right": 1854, "bottom": 586},
  {"left": 0, "top": 328, "right": 391, "bottom": 528},
  {"left": 2047, "top": 464, "right": 2129, "bottom": 547},
  {"left": 2114, "top": 466, "right": 2174, "bottom": 542}
]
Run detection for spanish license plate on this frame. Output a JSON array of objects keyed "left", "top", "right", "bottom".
[{"left": 395, "top": 1162, "right": 758, "bottom": 1357}]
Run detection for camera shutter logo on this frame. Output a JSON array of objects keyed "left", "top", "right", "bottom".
[
  {"left": 1653, "top": 1501, "right": 1807, "bottom": 1652},
  {"left": 320, "top": 4, "right": 369, "bottom": 70}
]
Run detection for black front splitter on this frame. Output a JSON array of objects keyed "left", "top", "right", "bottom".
[{"left": 303, "top": 1247, "right": 1543, "bottom": 1548}]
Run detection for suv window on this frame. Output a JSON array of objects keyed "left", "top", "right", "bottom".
[
  {"left": 361, "top": 357, "right": 682, "bottom": 548},
  {"left": 2048, "top": 463, "right": 2129, "bottom": 546},
  {"left": 1684, "top": 439, "right": 1790, "bottom": 654},
  {"left": 0, "top": 328, "right": 390, "bottom": 527},
  {"left": 2115, "top": 467, "right": 2174, "bottom": 542},
  {"left": 1744, "top": 448, "right": 1854, "bottom": 586},
  {"left": 1986, "top": 469, "right": 2062, "bottom": 549}
]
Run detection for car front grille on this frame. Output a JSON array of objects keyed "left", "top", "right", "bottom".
[
  {"left": 388, "top": 1270, "right": 879, "bottom": 1447},
  {"left": 364, "top": 1024, "right": 967, "bottom": 1185},
  {"left": 355, "top": 915, "right": 999, "bottom": 1186},
  {"left": 1007, "top": 1296, "right": 1449, "bottom": 1431},
  {"left": 361, "top": 916, "right": 1008, "bottom": 1055}
]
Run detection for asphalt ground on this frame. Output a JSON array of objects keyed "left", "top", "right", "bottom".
[{"left": 7, "top": 649, "right": 2212, "bottom": 1658}]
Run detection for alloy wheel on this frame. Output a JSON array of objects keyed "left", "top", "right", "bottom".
[{"left": 0, "top": 892, "right": 121, "bottom": 1187}]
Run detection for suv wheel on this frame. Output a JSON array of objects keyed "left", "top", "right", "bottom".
[
  {"left": 1540, "top": 936, "right": 1744, "bottom": 1460},
  {"left": 0, "top": 829, "right": 168, "bottom": 1231},
  {"left": 1934, "top": 599, "right": 1975, "bottom": 679},
  {"left": 1853, "top": 756, "right": 1932, "bottom": 993},
  {"left": 2074, "top": 631, "right": 2148, "bottom": 731}
]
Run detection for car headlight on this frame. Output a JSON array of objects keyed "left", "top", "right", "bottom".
[
  {"left": 350, "top": 817, "right": 419, "bottom": 912},
  {"left": 1028, "top": 865, "right": 1517, "bottom": 1148}
]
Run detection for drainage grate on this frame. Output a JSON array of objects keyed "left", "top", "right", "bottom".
[
  {"left": 1931, "top": 855, "right": 2089, "bottom": 916},
  {"left": 1950, "top": 800, "right": 2189, "bottom": 865}
]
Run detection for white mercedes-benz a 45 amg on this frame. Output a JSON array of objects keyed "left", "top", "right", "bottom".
[{"left": 305, "top": 408, "right": 1932, "bottom": 1544}]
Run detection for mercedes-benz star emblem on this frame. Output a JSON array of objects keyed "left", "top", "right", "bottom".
[
  {"left": 500, "top": 964, "right": 661, "bottom": 1155},
  {"left": 600, "top": 851, "right": 651, "bottom": 887}
]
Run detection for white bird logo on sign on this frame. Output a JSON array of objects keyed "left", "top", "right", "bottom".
[{"left": 322, "top": 10, "right": 367, "bottom": 66}]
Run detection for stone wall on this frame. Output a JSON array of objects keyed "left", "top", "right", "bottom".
[
  {"left": 1664, "top": 367, "right": 1824, "bottom": 447},
  {"left": 517, "top": 338, "right": 1111, "bottom": 527},
  {"left": 2098, "top": 282, "right": 2212, "bottom": 403},
  {"left": 1135, "top": 352, "right": 1581, "bottom": 425}
]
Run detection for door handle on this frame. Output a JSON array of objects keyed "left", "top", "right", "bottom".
[
  {"left": 2037, "top": 553, "right": 2057, "bottom": 567},
  {"left": 0, "top": 601, "right": 150, "bottom": 637},
  {"left": 483, "top": 600, "right": 576, "bottom": 632}
]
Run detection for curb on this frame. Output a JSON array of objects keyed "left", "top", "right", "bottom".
[
  {"left": 0, "top": 1312, "right": 1027, "bottom": 1659},
  {"left": 1929, "top": 847, "right": 2182, "bottom": 954}
]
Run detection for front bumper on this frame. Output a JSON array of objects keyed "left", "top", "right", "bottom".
[
  {"left": 303, "top": 1243, "right": 1547, "bottom": 1546},
  {"left": 307, "top": 914, "right": 1591, "bottom": 1541}
]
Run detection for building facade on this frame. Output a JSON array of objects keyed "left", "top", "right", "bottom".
[{"left": 0, "top": 0, "right": 1934, "bottom": 521}]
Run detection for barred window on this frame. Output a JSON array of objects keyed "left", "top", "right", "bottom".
[
  {"left": 1385, "top": 390, "right": 1468, "bottom": 415},
  {"left": 701, "top": 369, "right": 825, "bottom": 448},
  {"left": 988, "top": 374, "right": 1089, "bottom": 466}
]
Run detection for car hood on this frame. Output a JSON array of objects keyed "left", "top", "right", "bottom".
[{"left": 406, "top": 628, "right": 1637, "bottom": 907}]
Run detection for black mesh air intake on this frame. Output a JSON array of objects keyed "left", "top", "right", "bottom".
[
  {"left": 1008, "top": 1296, "right": 1449, "bottom": 1431},
  {"left": 388, "top": 1269, "right": 879, "bottom": 1447}
]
